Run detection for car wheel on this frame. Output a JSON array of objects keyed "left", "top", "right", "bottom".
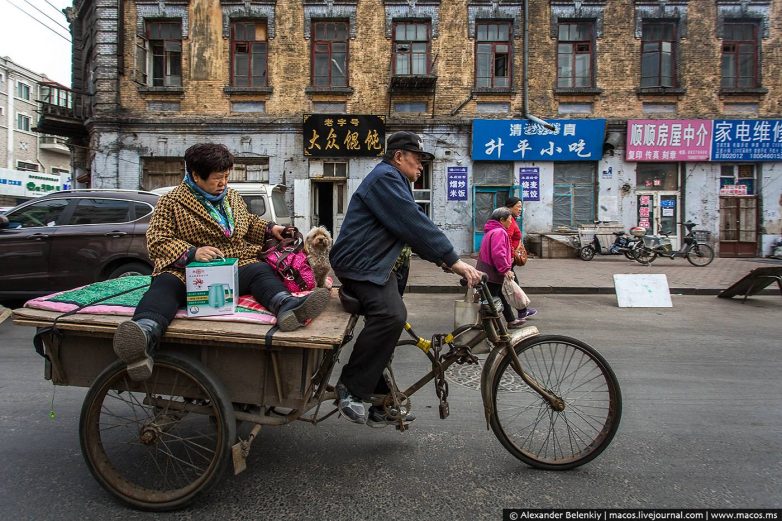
[{"left": 108, "top": 262, "right": 152, "bottom": 279}]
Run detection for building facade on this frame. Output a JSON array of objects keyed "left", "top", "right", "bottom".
[
  {"left": 40, "top": 0, "right": 782, "bottom": 256},
  {"left": 0, "top": 57, "right": 73, "bottom": 208}
]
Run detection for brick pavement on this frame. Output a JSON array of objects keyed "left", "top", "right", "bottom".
[{"left": 404, "top": 254, "right": 782, "bottom": 296}]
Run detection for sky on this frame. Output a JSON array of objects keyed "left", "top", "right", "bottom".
[{"left": 0, "top": 0, "right": 73, "bottom": 86}]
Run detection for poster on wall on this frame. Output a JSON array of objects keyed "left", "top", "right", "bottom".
[
  {"left": 447, "top": 167, "right": 468, "bottom": 201},
  {"left": 518, "top": 167, "right": 540, "bottom": 202}
]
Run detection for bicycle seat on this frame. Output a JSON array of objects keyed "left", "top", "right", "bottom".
[{"left": 338, "top": 286, "right": 364, "bottom": 315}]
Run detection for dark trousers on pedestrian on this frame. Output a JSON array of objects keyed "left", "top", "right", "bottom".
[
  {"left": 487, "top": 279, "right": 518, "bottom": 323},
  {"left": 133, "top": 262, "right": 287, "bottom": 328},
  {"left": 339, "top": 275, "right": 407, "bottom": 400}
]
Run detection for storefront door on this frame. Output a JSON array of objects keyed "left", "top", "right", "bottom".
[
  {"left": 719, "top": 197, "right": 757, "bottom": 257},
  {"left": 473, "top": 186, "right": 512, "bottom": 252},
  {"left": 637, "top": 191, "right": 680, "bottom": 249}
]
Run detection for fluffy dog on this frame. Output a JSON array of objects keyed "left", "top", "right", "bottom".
[{"left": 304, "top": 226, "right": 333, "bottom": 288}]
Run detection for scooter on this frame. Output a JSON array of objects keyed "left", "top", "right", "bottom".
[
  {"left": 578, "top": 228, "right": 644, "bottom": 261},
  {"left": 634, "top": 222, "right": 715, "bottom": 266}
]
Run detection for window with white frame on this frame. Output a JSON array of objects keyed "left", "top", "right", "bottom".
[
  {"left": 16, "top": 81, "right": 31, "bottom": 100},
  {"left": 136, "top": 20, "right": 182, "bottom": 87},
  {"left": 17, "top": 161, "right": 39, "bottom": 172},
  {"left": 323, "top": 162, "right": 347, "bottom": 178},
  {"left": 17, "top": 113, "right": 31, "bottom": 132},
  {"left": 231, "top": 158, "right": 270, "bottom": 183},
  {"left": 412, "top": 162, "right": 432, "bottom": 217},
  {"left": 719, "top": 164, "right": 755, "bottom": 195}
]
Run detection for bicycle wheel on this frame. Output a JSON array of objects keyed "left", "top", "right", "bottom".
[
  {"left": 488, "top": 335, "right": 621, "bottom": 470},
  {"left": 686, "top": 243, "right": 714, "bottom": 267},
  {"left": 635, "top": 246, "right": 656, "bottom": 264},
  {"left": 578, "top": 246, "right": 595, "bottom": 261},
  {"left": 80, "top": 353, "right": 236, "bottom": 511}
]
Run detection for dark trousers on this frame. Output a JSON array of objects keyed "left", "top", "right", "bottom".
[
  {"left": 133, "top": 262, "right": 287, "bottom": 327},
  {"left": 487, "top": 279, "right": 518, "bottom": 323},
  {"left": 339, "top": 275, "right": 407, "bottom": 400}
]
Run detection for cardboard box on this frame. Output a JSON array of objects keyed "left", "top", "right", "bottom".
[{"left": 185, "top": 258, "right": 239, "bottom": 317}]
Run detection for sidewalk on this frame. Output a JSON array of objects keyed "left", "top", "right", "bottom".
[{"left": 405, "top": 254, "right": 782, "bottom": 296}]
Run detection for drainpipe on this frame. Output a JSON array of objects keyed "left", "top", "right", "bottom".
[{"left": 523, "top": 0, "right": 555, "bottom": 131}]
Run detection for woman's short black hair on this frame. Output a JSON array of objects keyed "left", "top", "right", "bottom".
[
  {"left": 184, "top": 143, "right": 234, "bottom": 180},
  {"left": 505, "top": 196, "right": 521, "bottom": 208}
]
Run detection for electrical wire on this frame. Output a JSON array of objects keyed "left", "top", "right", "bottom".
[
  {"left": 1, "top": 0, "right": 71, "bottom": 43},
  {"left": 43, "top": 0, "right": 65, "bottom": 16},
  {"left": 21, "top": 0, "right": 70, "bottom": 33}
]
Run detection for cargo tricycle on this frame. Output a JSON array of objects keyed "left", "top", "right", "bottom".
[{"left": 12, "top": 278, "right": 622, "bottom": 511}]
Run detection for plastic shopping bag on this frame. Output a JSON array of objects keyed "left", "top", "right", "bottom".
[{"left": 502, "top": 277, "right": 531, "bottom": 310}]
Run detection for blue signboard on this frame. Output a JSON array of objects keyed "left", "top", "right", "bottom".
[
  {"left": 711, "top": 120, "right": 782, "bottom": 161},
  {"left": 518, "top": 167, "right": 540, "bottom": 202},
  {"left": 446, "top": 166, "right": 468, "bottom": 201},
  {"left": 472, "top": 119, "right": 606, "bottom": 161}
]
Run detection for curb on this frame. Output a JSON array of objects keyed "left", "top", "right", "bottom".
[{"left": 404, "top": 285, "right": 779, "bottom": 297}]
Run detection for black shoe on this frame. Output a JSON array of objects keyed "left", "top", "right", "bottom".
[
  {"left": 335, "top": 380, "right": 367, "bottom": 424},
  {"left": 271, "top": 288, "right": 330, "bottom": 332},
  {"left": 113, "top": 318, "right": 162, "bottom": 381},
  {"left": 366, "top": 405, "right": 416, "bottom": 428}
]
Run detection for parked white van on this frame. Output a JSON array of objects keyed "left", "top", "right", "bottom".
[{"left": 151, "top": 183, "right": 292, "bottom": 226}]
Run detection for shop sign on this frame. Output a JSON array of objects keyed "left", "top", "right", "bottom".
[
  {"left": 711, "top": 120, "right": 782, "bottom": 161},
  {"left": 518, "top": 167, "right": 540, "bottom": 201},
  {"left": 627, "top": 119, "right": 782, "bottom": 162},
  {"left": 626, "top": 120, "right": 712, "bottom": 162},
  {"left": 0, "top": 168, "right": 61, "bottom": 198},
  {"left": 471, "top": 119, "right": 606, "bottom": 161},
  {"left": 719, "top": 184, "right": 748, "bottom": 196},
  {"left": 446, "top": 167, "right": 468, "bottom": 201},
  {"left": 303, "top": 114, "right": 385, "bottom": 157}
]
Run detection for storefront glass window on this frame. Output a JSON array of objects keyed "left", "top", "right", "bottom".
[{"left": 636, "top": 163, "right": 678, "bottom": 190}]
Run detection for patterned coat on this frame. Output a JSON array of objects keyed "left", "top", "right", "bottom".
[{"left": 147, "top": 183, "right": 271, "bottom": 282}]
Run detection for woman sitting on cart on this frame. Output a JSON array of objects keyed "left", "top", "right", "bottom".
[{"left": 113, "top": 143, "right": 330, "bottom": 382}]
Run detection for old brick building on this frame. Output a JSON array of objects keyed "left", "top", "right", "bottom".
[{"left": 38, "top": 0, "right": 782, "bottom": 256}]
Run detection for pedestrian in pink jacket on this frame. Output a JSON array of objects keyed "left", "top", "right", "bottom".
[{"left": 476, "top": 207, "right": 526, "bottom": 328}]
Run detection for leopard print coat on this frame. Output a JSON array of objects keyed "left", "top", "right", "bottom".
[{"left": 147, "top": 183, "right": 271, "bottom": 282}]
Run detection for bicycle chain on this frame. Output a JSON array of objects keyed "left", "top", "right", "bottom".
[{"left": 431, "top": 334, "right": 450, "bottom": 419}]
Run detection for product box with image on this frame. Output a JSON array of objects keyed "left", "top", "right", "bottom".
[{"left": 185, "top": 258, "right": 239, "bottom": 317}]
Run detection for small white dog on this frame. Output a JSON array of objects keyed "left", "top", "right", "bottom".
[{"left": 304, "top": 226, "right": 333, "bottom": 288}]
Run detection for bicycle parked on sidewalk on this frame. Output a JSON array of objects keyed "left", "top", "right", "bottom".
[{"left": 635, "top": 221, "right": 715, "bottom": 267}]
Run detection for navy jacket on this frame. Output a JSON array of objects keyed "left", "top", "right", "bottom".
[{"left": 330, "top": 160, "right": 459, "bottom": 285}]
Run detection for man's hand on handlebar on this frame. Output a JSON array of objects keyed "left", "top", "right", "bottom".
[{"left": 450, "top": 259, "right": 484, "bottom": 287}]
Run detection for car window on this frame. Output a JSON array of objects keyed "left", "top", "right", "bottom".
[
  {"left": 68, "top": 198, "right": 132, "bottom": 225},
  {"left": 133, "top": 202, "right": 154, "bottom": 219},
  {"left": 5, "top": 199, "right": 70, "bottom": 228},
  {"left": 272, "top": 191, "right": 290, "bottom": 218},
  {"left": 242, "top": 195, "right": 267, "bottom": 217}
]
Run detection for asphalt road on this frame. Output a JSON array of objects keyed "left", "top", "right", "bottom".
[{"left": 1, "top": 293, "right": 780, "bottom": 520}]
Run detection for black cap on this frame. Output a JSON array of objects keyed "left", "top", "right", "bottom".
[{"left": 386, "top": 131, "right": 435, "bottom": 161}]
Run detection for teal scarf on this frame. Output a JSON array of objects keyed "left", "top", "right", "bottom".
[{"left": 184, "top": 172, "right": 235, "bottom": 238}]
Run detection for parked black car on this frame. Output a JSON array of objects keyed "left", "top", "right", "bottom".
[{"left": 0, "top": 189, "right": 159, "bottom": 300}]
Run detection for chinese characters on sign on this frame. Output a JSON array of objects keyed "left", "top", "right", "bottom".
[
  {"left": 447, "top": 167, "right": 468, "bottom": 201},
  {"left": 626, "top": 119, "right": 782, "bottom": 162},
  {"left": 711, "top": 120, "right": 782, "bottom": 161},
  {"left": 303, "top": 114, "right": 385, "bottom": 157},
  {"left": 637, "top": 195, "right": 651, "bottom": 231},
  {"left": 626, "top": 120, "right": 712, "bottom": 162},
  {"left": 518, "top": 167, "right": 540, "bottom": 202},
  {"left": 472, "top": 119, "right": 606, "bottom": 161}
]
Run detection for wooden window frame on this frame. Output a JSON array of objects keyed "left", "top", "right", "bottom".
[
  {"left": 475, "top": 21, "right": 512, "bottom": 89},
  {"left": 392, "top": 21, "right": 431, "bottom": 76},
  {"left": 556, "top": 22, "right": 594, "bottom": 89},
  {"left": 230, "top": 20, "right": 268, "bottom": 87},
  {"left": 641, "top": 21, "right": 678, "bottom": 88},
  {"left": 311, "top": 21, "right": 349, "bottom": 88},
  {"left": 721, "top": 21, "right": 760, "bottom": 89}
]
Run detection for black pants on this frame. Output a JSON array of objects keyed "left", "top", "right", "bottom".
[
  {"left": 133, "top": 262, "right": 287, "bottom": 328},
  {"left": 487, "top": 279, "right": 518, "bottom": 323},
  {"left": 339, "top": 275, "right": 407, "bottom": 400}
]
